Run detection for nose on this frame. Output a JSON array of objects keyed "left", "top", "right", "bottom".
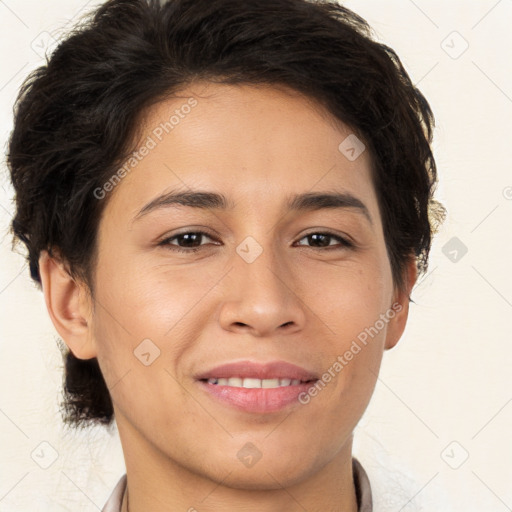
[{"left": 218, "top": 241, "right": 306, "bottom": 338}]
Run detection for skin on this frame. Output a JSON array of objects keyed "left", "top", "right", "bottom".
[{"left": 39, "top": 82, "right": 416, "bottom": 512}]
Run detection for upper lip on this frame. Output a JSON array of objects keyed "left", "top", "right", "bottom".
[{"left": 195, "top": 360, "right": 319, "bottom": 381}]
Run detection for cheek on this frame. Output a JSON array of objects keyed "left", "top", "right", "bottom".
[
  {"left": 306, "top": 258, "right": 392, "bottom": 405},
  {"left": 94, "top": 250, "right": 202, "bottom": 334},
  {"left": 89, "top": 256, "right": 209, "bottom": 389},
  {"left": 309, "top": 255, "right": 392, "bottom": 337}
]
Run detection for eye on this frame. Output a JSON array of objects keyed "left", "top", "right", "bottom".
[
  {"left": 158, "top": 230, "right": 354, "bottom": 254},
  {"left": 158, "top": 231, "right": 218, "bottom": 253},
  {"left": 295, "top": 231, "right": 354, "bottom": 250}
]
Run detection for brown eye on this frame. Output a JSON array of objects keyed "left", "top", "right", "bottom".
[
  {"left": 159, "top": 231, "right": 218, "bottom": 253},
  {"left": 296, "top": 232, "right": 354, "bottom": 250}
]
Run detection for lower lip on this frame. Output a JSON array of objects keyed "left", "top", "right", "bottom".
[{"left": 197, "top": 380, "right": 316, "bottom": 413}]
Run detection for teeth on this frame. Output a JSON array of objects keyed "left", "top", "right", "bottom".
[
  {"left": 206, "top": 377, "right": 305, "bottom": 388},
  {"left": 243, "top": 377, "right": 262, "bottom": 388}
]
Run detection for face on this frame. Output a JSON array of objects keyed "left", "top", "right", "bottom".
[{"left": 77, "top": 82, "right": 411, "bottom": 489}]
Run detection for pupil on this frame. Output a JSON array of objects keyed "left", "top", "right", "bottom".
[
  {"left": 181, "top": 233, "right": 200, "bottom": 247},
  {"left": 310, "top": 234, "right": 329, "bottom": 247}
]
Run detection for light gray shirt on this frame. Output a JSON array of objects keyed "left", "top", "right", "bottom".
[{"left": 102, "top": 457, "right": 372, "bottom": 511}]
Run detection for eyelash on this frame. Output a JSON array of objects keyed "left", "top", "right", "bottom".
[{"left": 158, "top": 230, "right": 355, "bottom": 253}]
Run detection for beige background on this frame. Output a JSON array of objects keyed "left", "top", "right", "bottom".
[{"left": 1, "top": 1, "right": 511, "bottom": 510}]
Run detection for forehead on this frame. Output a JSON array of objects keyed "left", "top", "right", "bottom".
[{"left": 103, "top": 81, "right": 379, "bottom": 223}]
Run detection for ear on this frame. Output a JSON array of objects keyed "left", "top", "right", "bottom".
[
  {"left": 38, "top": 250, "right": 97, "bottom": 359},
  {"left": 384, "top": 258, "right": 417, "bottom": 351}
]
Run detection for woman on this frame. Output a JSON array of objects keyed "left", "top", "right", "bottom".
[{"left": 7, "top": 0, "right": 443, "bottom": 510}]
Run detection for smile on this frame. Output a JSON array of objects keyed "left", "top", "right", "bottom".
[{"left": 204, "top": 377, "right": 312, "bottom": 388}]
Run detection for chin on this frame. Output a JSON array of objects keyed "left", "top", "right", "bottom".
[
  {"left": 216, "top": 463, "right": 312, "bottom": 491},
  {"left": 199, "top": 446, "right": 321, "bottom": 491}
]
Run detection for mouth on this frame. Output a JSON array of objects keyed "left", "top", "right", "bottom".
[{"left": 195, "top": 360, "right": 319, "bottom": 413}]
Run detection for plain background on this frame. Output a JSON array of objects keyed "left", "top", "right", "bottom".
[{"left": 0, "top": 1, "right": 511, "bottom": 510}]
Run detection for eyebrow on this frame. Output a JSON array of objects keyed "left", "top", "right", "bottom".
[{"left": 134, "top": 189, "right": 372, "bottom": 224}]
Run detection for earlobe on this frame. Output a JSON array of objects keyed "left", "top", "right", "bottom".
[
  {"left": 384, "top": 259, "right": 418, "bottom": 351},
  {"left": 38, "top": 250, "right": 97, "bottom": 359}
]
